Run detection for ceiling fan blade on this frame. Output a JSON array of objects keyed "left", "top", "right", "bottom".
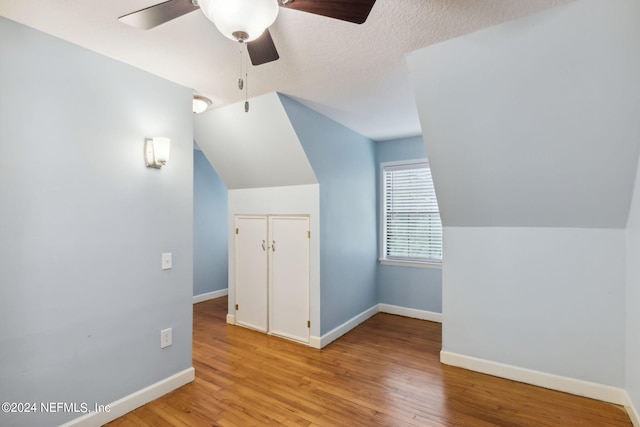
[
  {"left": 247, "top": 29, "right": 280, "bottom": 66},
  {"left": 118, "top": 0, "right": 199, "bottom": 30},
  {"left": 282, "top": 0, "right": 376, "bottom": 24}
]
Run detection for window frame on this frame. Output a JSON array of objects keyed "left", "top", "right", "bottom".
[{"left": 379, "top": 159, "right": 442, "bottom": 270}]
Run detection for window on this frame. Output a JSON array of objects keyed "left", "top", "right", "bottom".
[{"left": 381, "top": 160, "right": 442, "bottom": 266}]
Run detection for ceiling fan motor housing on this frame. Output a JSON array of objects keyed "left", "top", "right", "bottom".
[{"left": 118, "top": 0, "right": 377, "bottom": 66}]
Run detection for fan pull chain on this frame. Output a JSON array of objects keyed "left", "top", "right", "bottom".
[
  {"left": 238, "top": 43, "right": 244, "bottom": 91},
  {"left": 237, "top": 42, "right": 249, "bottom": 113},
  {"left": 244, "top": 52, "right": 249, "bottom": 113}
]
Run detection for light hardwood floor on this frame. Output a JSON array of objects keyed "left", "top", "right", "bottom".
[{"left": 108, "top": 297, "right": 632, "bottom": 426}]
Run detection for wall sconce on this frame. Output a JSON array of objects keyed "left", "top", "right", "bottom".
[{"left": 145, "top": 137, "right": 170, "bottom": 168}]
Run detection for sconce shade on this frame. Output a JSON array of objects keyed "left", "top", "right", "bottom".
[
  {"left": 198, "top": 0, "right": 279, "bottom": 42},
  {"left": 145, "top": 137, "right": 171, "bottom": 168}
]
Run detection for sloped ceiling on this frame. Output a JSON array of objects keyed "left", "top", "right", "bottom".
[
  {"left": 407, "top": 0, "right": 640, "bottom": 228},
  {"left": 194, "top": 92, "right": 317, "bottom": 189},
  {"left": 0, "top": 0, "right": 572, "bottom": 141}
]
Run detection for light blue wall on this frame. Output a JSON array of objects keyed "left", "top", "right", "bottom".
[
  {"left": 0, "top": 17, "right": 193, "bottom": 426},
  {"left": 407, "top": 0, "right": 638, "bottom": 388},
  {"left": 375, "top": 136, "right": 442, "bottom": 313},
  {"left": 627, "top": 143, "right": 640, "bottom": 416},
  {"left": 193, "top": 149, "right": 228, "bottom": 297},
  {"left": 280, "top": 95, "right": 377, "bottom": 335}
]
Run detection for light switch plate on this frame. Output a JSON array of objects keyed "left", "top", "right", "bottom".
[{"left": 162, "top": 253, "right": 172, "bottom": 270}]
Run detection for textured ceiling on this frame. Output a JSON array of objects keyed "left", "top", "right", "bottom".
[{"left": 0, "top": 0, "right": 572, "bottom": 141}]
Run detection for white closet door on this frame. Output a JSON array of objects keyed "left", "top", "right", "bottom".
[
  {"left": 269, "top": 216, "right": 310, "bottom": 343},
  {"left": 235, "top": 216, "right": 268, "bottom": 332}
]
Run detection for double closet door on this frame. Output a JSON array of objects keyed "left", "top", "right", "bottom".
[{"left": 234, "top": 215, "right": 310, "bottom": 344}]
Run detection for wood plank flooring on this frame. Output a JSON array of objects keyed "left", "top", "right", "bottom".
[{"left": 107, "top": 297, "right": 632, "bottom": 426}]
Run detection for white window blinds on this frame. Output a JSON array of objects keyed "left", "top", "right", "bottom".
[{"left": 383, "top": 161, "right": 442, "bottom": 262}]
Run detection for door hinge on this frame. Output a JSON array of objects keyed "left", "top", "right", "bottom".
[
  {"left": 235, "top": 228, "right": 239, "bottom": 235},
  {"left": 235, "top": 304, "right": 239, "bottom": 310},
  {"left": 307, "top": 231, "right": 310, "bottom": 239},
  {"left": 307, "top": 320, "right": 310, "bottom": 328}
]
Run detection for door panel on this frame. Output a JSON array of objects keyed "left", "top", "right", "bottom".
[
  {"left": 269, "top": 216, "right": 310, "bottom": 343},
  {"left": 235, "top": 216, "right": 268, "bottom": 332}
]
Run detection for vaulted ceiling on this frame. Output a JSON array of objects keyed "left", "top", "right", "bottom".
[
  {"left": 1, "top": 0, "right": 571, "bottom": 140},
  {"left": 408, "top": 0, "right": 640, "bottom": 229}
]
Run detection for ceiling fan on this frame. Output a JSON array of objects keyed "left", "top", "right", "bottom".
[{"left": 119, "top": 0, "right": 377, "bottom": 66}]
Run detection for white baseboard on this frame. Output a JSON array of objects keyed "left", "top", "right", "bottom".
[
  {"left": 307, "top": 303, "right": 442, "bottom": 349},
  {"left": 60, "top": 367, "right": 195, "bottom": 427},
  {"left": 625, "top": 391, "right": 640, "bottom": 426},
  {"left": 379, "top": 303, "right": 442, "bottom": 323},
  {"left": 193, "top": 288, "right": 228, "bottom": 304},
  {"left": 226, "top": 313, "right": 235, "bottom": 324},
  {"left": 314, "top": 304, "right": 379, "bottom": 349},
  {"left": 309, "top": 335, "right": 322, "bottom": 349},
  {"left": 441, "top": 351, "right": 626, "bottom": 405}
]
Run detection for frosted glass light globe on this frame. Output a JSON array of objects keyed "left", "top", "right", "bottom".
[
  {"left": 192, "top": 95, "right": 211, "bottom": 114},
  {"left": 199, "top": 0, "right": 279, "bottom": 42}
]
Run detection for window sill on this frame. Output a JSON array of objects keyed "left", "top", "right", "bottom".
[{"left": 378, "top": 259, "right": 442, "bottom": 270}]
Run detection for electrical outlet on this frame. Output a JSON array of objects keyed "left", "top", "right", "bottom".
[
  {"left": 162, "top": 253, "right": 172, "bottom": 270},
  {"left": 160, "top": 328, "right": 172, "bottom": 348}
]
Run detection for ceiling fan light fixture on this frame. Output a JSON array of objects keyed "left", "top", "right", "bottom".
[{"left": 199, "top": 0, "right": 279, "bottom": 42}]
